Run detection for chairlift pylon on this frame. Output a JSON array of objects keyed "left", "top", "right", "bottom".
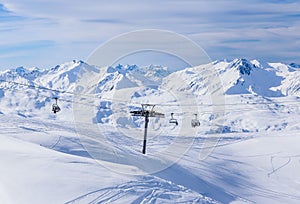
[
  {"left": 191, "top": 113, "right": 200, "bottom": 128},
  {"left": 169, "top": 113, "right": 178, "bottom": 126},
  {"left": 52, "top": 97, "right": 61, "bottom": 114},
  {"left": 130, "top": 104, "right": 165, "bottom": 154}
]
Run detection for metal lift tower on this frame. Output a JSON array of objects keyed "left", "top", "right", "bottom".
[{"left": 130, "top": 104, "right": 165, "bottom": 154}]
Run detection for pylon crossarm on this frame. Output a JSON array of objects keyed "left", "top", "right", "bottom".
[
  {"left": 150, "top": 112, "right": 165, "bottom": 118},
  {"left": 130, "top": 110, "right": 144, "bottom": 116}
]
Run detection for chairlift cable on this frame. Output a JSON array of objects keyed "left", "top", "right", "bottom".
[
  {"left": 0, "top": 83, "right": 111, "bottom": 110},
  {"left": 0, "top": 79, "right": 299, "bottom": 110}
]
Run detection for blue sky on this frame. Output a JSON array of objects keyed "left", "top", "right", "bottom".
[{"left": 0, "top": 0, "right": 299, "bottom": 70}]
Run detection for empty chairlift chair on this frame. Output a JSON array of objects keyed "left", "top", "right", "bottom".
[
  {"left": 169, "top": 113, "right": 178, "bottom": 126},
  {"left": 191, "top": 114, "right": 200, "bottom": 128},
  {"left": 52, "top": 97, "right": 61, "bottom": 114}
]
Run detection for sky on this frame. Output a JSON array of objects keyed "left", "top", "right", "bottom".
[{"left": 0, "top": 0, "right": 299, "bottom": 70}]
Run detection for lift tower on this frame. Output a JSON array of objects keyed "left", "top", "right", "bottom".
[{"left": 130, "top": 104, "right": 164, "bottom": 154}]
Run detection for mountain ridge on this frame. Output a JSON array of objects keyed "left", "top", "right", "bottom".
[
  {"left": 0, "top": 58, "right": 299, "bottom": 133},
  {"left": 1, "top": 57, "right": 300, "bottom": 99}
]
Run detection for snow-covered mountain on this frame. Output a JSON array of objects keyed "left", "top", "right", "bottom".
[
  {"left": 0, "top": 58, "right": 299, "bottom": 132},
  {"left": 2, "top": 58, "right": 299, "bottom": 101}
]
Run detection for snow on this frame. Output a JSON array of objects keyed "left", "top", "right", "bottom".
[{"left": 0, "top": 58, "right": 299, "bottom": 203}]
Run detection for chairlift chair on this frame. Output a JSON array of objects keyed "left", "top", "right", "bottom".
[
  {"left": 52, "top": 97, "right": 61, "bottom": 114},
  {"left": 169, "top": 113, "right": 178, "bottom": 126},
  {"left": 191, "top": 113, "right": 200, "bottom": 128}
]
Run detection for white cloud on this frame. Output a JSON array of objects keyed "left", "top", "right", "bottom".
[{"left": 0, "top": 0, "right": 299, "bottom": 68}]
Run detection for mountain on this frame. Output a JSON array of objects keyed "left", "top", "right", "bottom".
[{"left": 0, "top": 58, "right": 299, "bottom": 133}]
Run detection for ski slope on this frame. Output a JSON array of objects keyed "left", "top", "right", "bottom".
[
  {"left": 0, "top": 59, "right": 299, "bottom": 203},
  {"left": 1, "top": 114, "right": 299, "bottom": 203}
]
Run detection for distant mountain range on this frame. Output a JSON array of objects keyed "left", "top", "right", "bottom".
[{"left": 0, "top": 58, "right": 299, "bottom": 133}]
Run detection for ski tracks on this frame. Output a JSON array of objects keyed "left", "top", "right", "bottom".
[{"left": 65, "top": 176, "right": 218, "bottom": 204}]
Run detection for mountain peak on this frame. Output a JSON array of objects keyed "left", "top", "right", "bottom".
[
  {"left": 289, "top": 62, "right": 300, "bottom": 68},
  {"left": 50, "top": 60, "right": 86, "bottom": 73},
  {"left": 107, "top": 64, "right": 139, "bottom": 75},
  {"left": 230, "top": 58, "right": 256, "bottom": 75},
  {"left": 117, "top": 64, "right": 139, "bottom": 71},
  {"left": 107, "top": 64, "right": 170, "bottom": 78},
  {"left": 0, "top": 66, "right": 42, "bottom": 81}
]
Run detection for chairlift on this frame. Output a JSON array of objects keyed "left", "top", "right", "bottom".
[
  {"left": 191, "top": 113, "right": 200, "bottom": 128},
  {"left": 169, "top": 113, "right": 178, "bottom": 126},
  {"left": 52, "top": 97, "right": 61, "bottom": 114}
]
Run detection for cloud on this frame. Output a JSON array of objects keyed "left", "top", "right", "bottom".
[
  {"left": 0, "top": 0, "right": 299, "bottom": 69},
  {"left": 0, "top": 40, "right": 55, "bottom": 54}
]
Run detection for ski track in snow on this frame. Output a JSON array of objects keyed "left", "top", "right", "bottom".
[
  {"left": 65, "top": 177, "right": 218, "bottom": 204},
  {"left": 268, "top": 156, "right": 292, "bottom": 177},
  {"left": 268, "top": 155, "right": 300, "bottom": 177}
]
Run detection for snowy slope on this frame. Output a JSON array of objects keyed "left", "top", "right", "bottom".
[
  {"left": 0, "top": 115, "right": 216, "bottom": 204},
  {"left": 1, "top": 111, "right": 300, "bottom": 203},
  {"left": 1, "top": 112, "right": 300, "bottom": 203},
  {"left": 268, "top": 62, "right": 300, "bottom": 96}
]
